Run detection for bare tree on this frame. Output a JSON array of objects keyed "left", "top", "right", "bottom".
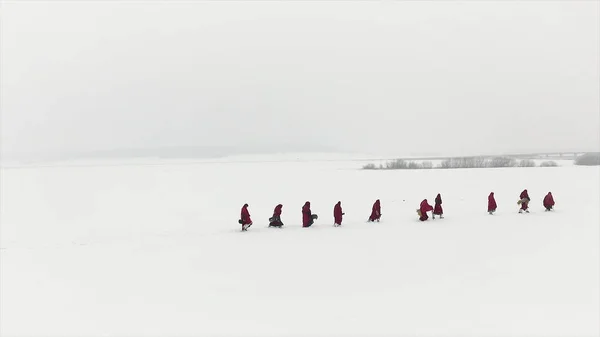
[
  {"left": 421, "top": 161, "right": 433, "bottom": 169},
  {"left": 473, "top": 156, "right": 487, "bottom": 168},
  {"left": 518, "top": 159, "right": 536, "bottom": 167},
  {"left": 488, "top": 157, "right": 517, "bottom": 168},
  {"left": 362, "top": 163, "right": 377, "bottom": 170},
  {"left": 540, "top": 161, "right": 558, "bottom": 167},
  {"left": 408, "top": 161, "right": 422, "bottom": 169}
]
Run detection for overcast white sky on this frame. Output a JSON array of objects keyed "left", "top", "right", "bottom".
[{"left": 1, "top": 1, "right": 599, "bottom": 159}]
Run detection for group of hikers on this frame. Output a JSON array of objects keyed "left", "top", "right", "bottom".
[
  {"left": 238, "top": 190, "right": 555, "bottom": 231},
  {"left": 416, "top": 190, "right": 555, "bottom": 221},
  {"left": 238, "top": 199, "right": 381, "bottom": 231},
  {"left": 515, "top": 189, "right": 556, "bottom": 214}
]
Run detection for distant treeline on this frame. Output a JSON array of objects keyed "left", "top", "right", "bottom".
[{"left": 362, "top": 157, "right": 559, "bottom": 170}]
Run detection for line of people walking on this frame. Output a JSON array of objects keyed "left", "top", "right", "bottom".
[{"left": 238, "top": 190, "right": 555, "bottom": 231}]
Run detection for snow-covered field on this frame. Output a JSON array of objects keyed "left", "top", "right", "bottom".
[{"left": 1, "top": 156, "right": 599, "bottom": 337}]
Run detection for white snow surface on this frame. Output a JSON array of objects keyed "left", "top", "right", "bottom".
[{"left": 1, "top": 157, "right": 598, "bottom": 337}]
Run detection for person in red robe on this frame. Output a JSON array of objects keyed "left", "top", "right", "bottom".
[
  {"left": 269, "top": 204, "right": 284, "bottom": 227},
  {"left": 419, "top": 199, "right": 434, "bottom": 221},
  {"left": 543, "top": 192, "right": 555, "bottom": 211},
  {"left": 302, "top": 201, "right": 314, "bottom": 227},
  {"left": 333, "top": 201, "right": 344, "bottom": 227},
  {"left": 240, "top": 203, "right": 252, "bottom": 231},
  {"left": 433, "top": 193, "right": 444, "bottom": 219},
  {"left": 274, "top": 204, "right": 283, "bottom": 217},
  {"left": 488, "top": 192, "right": 497, "bottom": 214},
  {"left": 368, "top": 199, "right": 381, "bottom": 222},
  {"left": 519, "top": 189, "right": 530, "bottom": 213}
]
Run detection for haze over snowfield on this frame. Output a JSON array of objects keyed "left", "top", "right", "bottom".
[
  {"left": 1, "top": 155, "right": 598, "bottom": 336},
  {"left": 2, "top": 1, "right": 599, "bottom": 161}
]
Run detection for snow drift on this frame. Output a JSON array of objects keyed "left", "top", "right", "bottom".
[{"left": 1, "top": 157, "right": 598, "bottom": 336}]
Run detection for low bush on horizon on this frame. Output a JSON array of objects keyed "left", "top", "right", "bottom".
[
  {"left": 362, "top": 163, "right": 378, "bottom": 170},
  {"left": 362, "top": 159, "right": 433, "bottom": 170},
  {"left": 519, "top": 159, "right": 536, "bottom": 167},
  {"left": 362, "top": 157, "right": 554, "bottom": 170},
  {"left": 540, "top": 161, "right": 558, "bottom": 167}
]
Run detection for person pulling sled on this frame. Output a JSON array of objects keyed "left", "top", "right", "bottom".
[
  {"left": 543, "top": 192, "right": 555, "bottom": 211},
  {"left": 333, "top": 201, "right": 344, "bottom": 227},
  {"left": 418, "top": 199, "right": 434, "bottom": 221},
  {"left": 302, "top": 201, "right": 318, "bottom": 227},
  {"left": 518, "top": 189, "right": 530, "bottom": 213},
  {"left": 368, "top": 199, "right": 381, "bottom": 222},
  {"left": 432, "top": 193, "right": 444, "bottom": 219},
  {"left": 488, "top": 192, "right": 497, "bottom": 215},
  {"left": 269, "top": 204, "right": 284, "bottom": 228},
  {"left": 239, "top": 203, "right": 253, "bottom": 231}
]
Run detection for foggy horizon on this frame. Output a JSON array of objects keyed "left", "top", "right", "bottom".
[
  {"left": 1, "top": 1, "right": 599, "bottom": 162},
  {"left": 1, "top": 143, "right": 599, "bottom": 164}
]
